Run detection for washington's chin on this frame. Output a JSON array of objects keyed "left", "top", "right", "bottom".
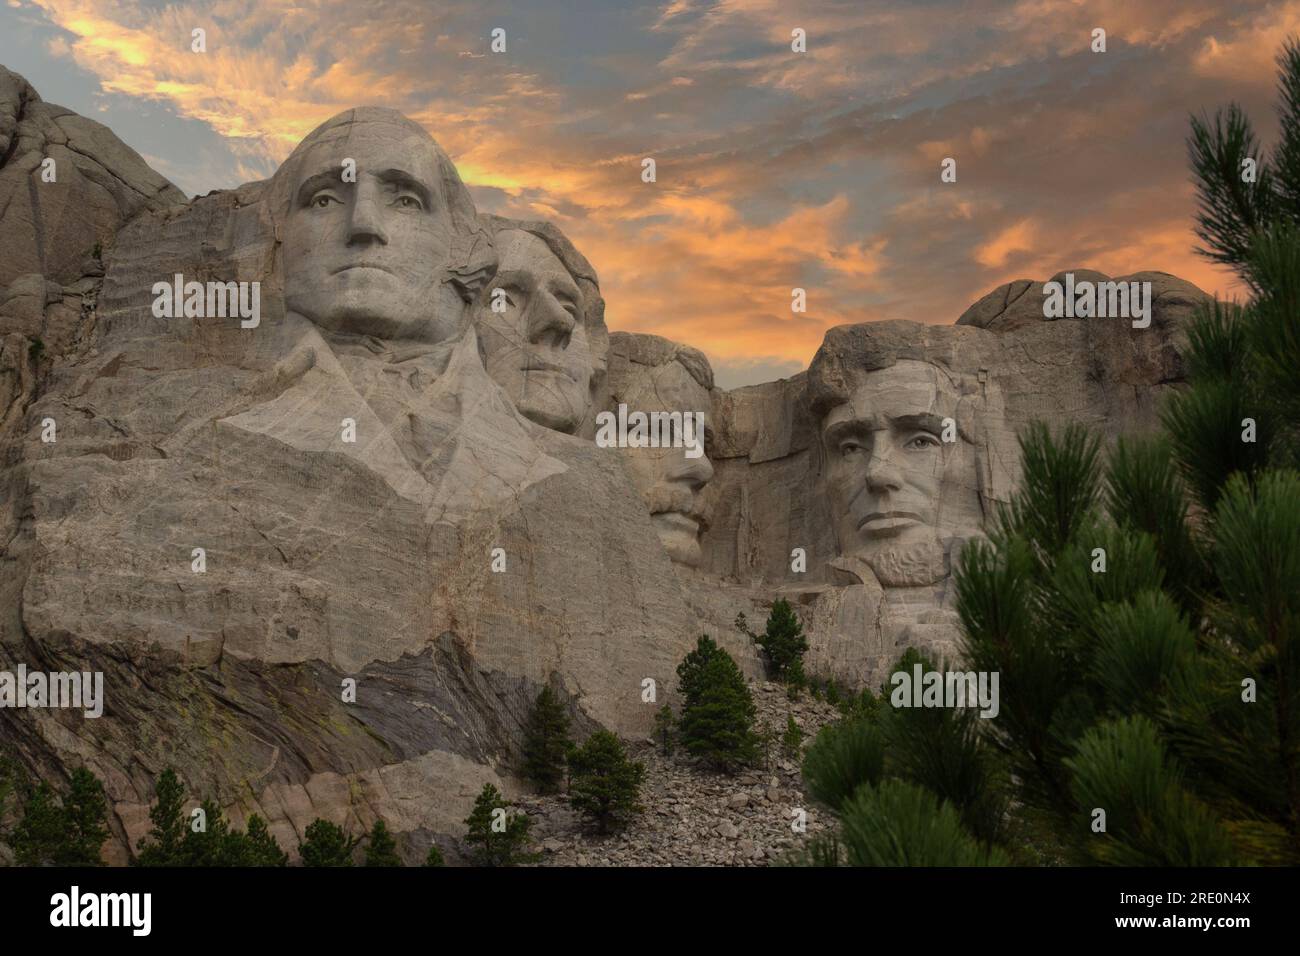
[
  {"left": 652, "top": 513, "right": 703, "bottom": 567},
  {"left": 290, "top": 299, "right": 441, "bottom": 341}
]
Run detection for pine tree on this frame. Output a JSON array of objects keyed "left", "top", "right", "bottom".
[
  {"left": 1188, "top": 38, "right": 1300, "bottom": 279},
  {"left": 0, "top": 750, "right": 25, "bottom": 844},
  {"left": 60, "top": 767, "right": 108, "bottom": 866},
  {"left": 653, "top": 704, "right": 676, "bottom": 755},
  {"left": 741, "top": 600, "right": 809, "bottom": 684},
  {"left": 180, "top": 798, "right": 236, "bottom": 866},
  {"left": 424, "top": 843, "right": 445, "bottom": 867},
  {"left": 676, "top": 636, "right": 759, "bottom": 772},
  {"left": 781, "top": 714, "right": 805, "bottom": 758},
  {"left": 834, "top": 780, "right": 1008, "bottom": 867},
  {"left": 12, "top": 783, "right": 64, "bottom": 866},
  {"left": 568, "top": 730, "right": 646, "bottom": 834},
  {"left": 521, "top": 685, "right": 572, "bottom": 794},
  {"left": 134, "top": 768, "right": 187, "bottom": 866},
  {"left": 364, "top": 819, "right": 403, "bottom": 866},
  {"left": 462, "top": 783, "right": 537, "bottom": 866},
  {"left": 676, "top": 634, "right": 725, "bottom": 703},
  {"left": 298, "top": 819, "right": 358, "bottom": 867},
  {"left": 244, "top": 814, "right": 289, "bottom": 866}
]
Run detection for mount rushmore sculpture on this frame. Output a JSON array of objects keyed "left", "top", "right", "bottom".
[{"left": 0, "top": 70, "right": 1211, "bottom": 861}]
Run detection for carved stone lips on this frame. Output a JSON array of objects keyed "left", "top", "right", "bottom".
[
  {"left": 654, "top": 511, "right": 701, "bottom": 535},
  {"left": 331, "top": 262, "right": 394, "bottom": 275},
  {"left": 522, "top": 359, "right": 576, "bottom": 379},
  {"left": 858, "top": 510, "right": 921, "bottom": 532}
]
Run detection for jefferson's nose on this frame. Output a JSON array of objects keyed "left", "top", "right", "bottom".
[
  {"left": 347, "top": 180, "right": 388, "bottom": 246},
  {"left": 527, "top": 294, "right": 576, "bottom": 349}
]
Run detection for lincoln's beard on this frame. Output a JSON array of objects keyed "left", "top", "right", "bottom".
[{"left": 860, "top": 532, "right": 950, "bottom": 587}]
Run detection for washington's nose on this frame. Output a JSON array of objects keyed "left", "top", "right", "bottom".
[
  {"left": 347, "top": 181, "right": 388, "bottom": 246},
  {"left": 527, "top": 294, "right": 576, "bottom": 349}
]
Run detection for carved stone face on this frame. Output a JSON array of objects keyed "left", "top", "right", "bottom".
[
  {"left": 282, "top": 118, "right": 459, "bottom": 342},
  {"left": 821, "top": 360, "right": 983, "bottom": 584},
  {"left": 619, "top": 361, "right": 714, "bottom": 567},
  {"left": 474, "top": 229, "right": 594, "bottom": 433}
]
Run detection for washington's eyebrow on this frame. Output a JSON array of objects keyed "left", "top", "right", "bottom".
[
  {"left": 296, "top": 170, "right": 348, "bottom": 206},
  {"left": 373, "top": 168, "right": 434, "bottom": 209}
]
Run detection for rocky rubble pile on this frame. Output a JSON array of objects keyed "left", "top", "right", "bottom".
[{"left": 516, "top": 681, "right": 842, "bottom": 866}]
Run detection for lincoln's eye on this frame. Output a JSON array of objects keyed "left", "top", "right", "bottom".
[
  {"left": 906, "top": 433, "right": 941, "bottom": 450},
  {"left": 840, "top": 440, "right": 866, "bottom": 458}
]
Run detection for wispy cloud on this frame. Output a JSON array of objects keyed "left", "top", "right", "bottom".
[{"left": 5, "top": 0, "right": 1278, "bottom": 384}]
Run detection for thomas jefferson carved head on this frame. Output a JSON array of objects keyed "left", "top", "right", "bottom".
[
  {"left": 270, "top": 107, "right": 492, "bottom": 343},
  {"left": 473, "top": 216, "right": 608, "bottom": 434}
]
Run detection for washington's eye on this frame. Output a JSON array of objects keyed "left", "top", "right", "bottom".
[{"left": 311, "top": 193, "right": 340, "bottom": 208}]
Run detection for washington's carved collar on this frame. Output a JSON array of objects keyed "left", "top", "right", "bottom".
[{"left": 320, "top": 329, "right": 459, "bottom": 369}]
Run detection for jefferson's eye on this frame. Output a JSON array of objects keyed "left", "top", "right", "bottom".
[{"left": 394, "top": 194, "right": 423, "bottom": 210}]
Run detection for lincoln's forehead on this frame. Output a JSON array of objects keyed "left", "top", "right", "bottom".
[{"left": 824, "top": 361, "right": 956, "bottom": 429}]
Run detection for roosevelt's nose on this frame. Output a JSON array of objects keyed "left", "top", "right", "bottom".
[
  {"left": 347, "top": 179, "right": 388, "bottom": 247},
  {"left": 527, "top": 293, "right": 576, "bottom": 349}
]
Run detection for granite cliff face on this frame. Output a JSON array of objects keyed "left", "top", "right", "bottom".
[{"left": 0, "top": 67, "right": 1211, "bottom": 862}]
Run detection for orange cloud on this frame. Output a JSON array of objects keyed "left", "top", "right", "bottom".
[
  {"left": 14, "top": 0, "right": 1266, "bottom": 386},
  {"left": 975, "top": 219, "right": 1038, "bottom": 269}
]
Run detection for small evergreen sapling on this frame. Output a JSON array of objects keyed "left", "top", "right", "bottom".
[
  {"left": 463, "top": 783, "right": 537, "bottom": 866},
  {"left": 653, "top": 704, "right": 676, "bottom": 755},
  {"left": 364, "top": 819, "right": 403, "bottom": 866},
  {"left": 568, "top": 730, "right": 646, "bottom": 834},
  {"left": 521, "top": 685, "right": 573, "bottom": 793},
  {"left": 676, "top": 636, "right": 759, "bottom": 773},
  {"left": 134, "top": 768, "right": 187, "bottom": 866},
  {"left": 298, "top": 819, "right": 359, "bottom": 867}
]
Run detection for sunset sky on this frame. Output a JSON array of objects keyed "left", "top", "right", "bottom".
[{"left": 0, "top": 0, "right": 1287, "bottom": 387}]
